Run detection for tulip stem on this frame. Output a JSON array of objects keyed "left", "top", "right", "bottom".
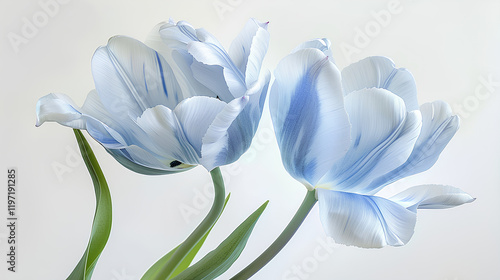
[
  {"left": 154, "top": 167, "right": 226, "bottom": 280},
  {"left": 230, "top": 189, "right": 317, "bottom": 279}
]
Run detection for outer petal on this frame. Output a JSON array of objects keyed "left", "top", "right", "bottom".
[
  {"left": 36, "top": 93, "right": 86, "bottom": 128},
  {"left": 367, "top": 101, "right": 460, "bottom": 190},
  {"left": 173, "top": 97, "right": 227, "bottom": 159},
  {"left": 106, "top": 147, "right": 192, "bottom": 175},
  {"left": 390, "top": 185, "right": 475, "bottom": 212},
  {"left": 270, "top": 48, "right": 351, "bottom": 188},
  {"left": 342, "top": 56, "right": 419, "bottom": 111},
  {"left": 228, "top": 18, "right": 270, "bottom": 86},
  {"left": 92, "top": 36, "right": 182, "bottom": 116},
  {"left": 319, "top": 88, "right": 421, "bottom": 194},
  {"left": 317, "top": 189, "right": 416, "bottom": 248},
  {"left": 224, "top": 70, "right": 270, "bottom": 164},
  {"left": 201, "top": 95, "right": 250, "bottom": 170}
]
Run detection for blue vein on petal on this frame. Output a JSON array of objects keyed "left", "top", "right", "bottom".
[
  {"left": 143, "top": 63, "right": 149, "bottom": 94},
  {"left": 280, "top": 60, "right": 325, "bottom": 183},
  {"left": 382, "top": 68, "right": 398, "bottom": 89},
  {"left": 155, "top": 52, "right": 168, "bottom": 98}
]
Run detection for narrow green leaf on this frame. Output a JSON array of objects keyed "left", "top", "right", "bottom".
[
  {"left": 67, "top": 129, "right": 112, "bottom": 280},
  {"left": 142, "top": 194, "right": 231, "bottom": 280},
  {"left": 171, "top": 200, "right": 269, "bottom": 280}
]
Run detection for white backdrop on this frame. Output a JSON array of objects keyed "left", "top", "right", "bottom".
[{"left": 1, "top": 0, "right": 498, "bottom": 279}]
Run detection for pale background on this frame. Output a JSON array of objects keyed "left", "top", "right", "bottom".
[{"left": 1, "top": 0, "right": 498, "bottom": 279}]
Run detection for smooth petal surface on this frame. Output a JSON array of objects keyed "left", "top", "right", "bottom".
[
  {"left": 367, "top": 101, "right": 459, "bottom": 190},
  {"left": 92, "top": 36, "right": 182, "bottom": 117},
  {"left": 270, "top": 48, "right": 350, "bottom": 188},
  {"left": 319, "top": 88, "right": 421, "bottom": 194},
  {"left": 317, "top": 189, "right": 416, "bottom": 248},
  {"left": 228, "top": 19, "right": 270, "bottom": 87},
  {"left": 342, "top": 56, "right": 419, "bottom": 111},
  {"left": 390, "top": 184, "right": 475, "bottom": 212}
]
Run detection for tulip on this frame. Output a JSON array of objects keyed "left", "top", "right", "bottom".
[
  {"left": 232, "top": 39, "right": 474, "bottom": 279},
  {"left": 36, "top": 19, "right": 270, "bottom": 174}
]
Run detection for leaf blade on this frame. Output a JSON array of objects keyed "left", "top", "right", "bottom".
[{"left": 171, "top": 201, "right": 269, "bottom": 280}]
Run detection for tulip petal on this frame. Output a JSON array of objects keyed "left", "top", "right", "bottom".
[
  {"left": 317, "top": 189, "right": 416, "bottom": 248},
  {"left": 270, "top": 48, "right": 350, "bottom": 188},
  {"left": 228, "top": 19, "right": 270, "bottom": 87},
  {"left": 291, "top": 38, "right": 333, "bottom": 62},
  {"left": 92, "top": 36, "right": 182, "bottom": 118},
  {"left": 367, "top": 101, "right": 459, "bottom": 190},
  {"left": 135, "top": 105, "right": 200, "bottom": 166},
  {"left": 36, "top": 93, "right": 85, "bottom": 128},
  {"left": 224, "top": 70, "right": 270, "bottom": 164},
  {"left": 202, "top": 95, "right": 250, "bottom": 170},
  {"left": 188, "top": 41, "right": 246, "bottom": 97},
  {"left": 390, "top": 185, "right": 475, "bottom": 212},
  {"left": 342, "top": 56, "right": 419, "bottom": 111},
  {"left": 106, "top": 148, "right": 183, "bottom": 175},
  {"left": 320, "top": 89, "right": 421, "bottom": 194},
  {"left": 147, "top": 22, "right": 220, "bottom": 100}
]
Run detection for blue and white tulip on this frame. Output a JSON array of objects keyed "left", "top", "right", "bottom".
[
  {"left": 36, "top": 19, "right": 270, "bottom": 174},
  {"left": 270, "top": 39, "right": 474, "bottom": 248}
]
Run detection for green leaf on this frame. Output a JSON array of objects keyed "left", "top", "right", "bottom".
[
  {"left": 171, "top": 200, "right": 269, "bottom": 280},
  {"left": 67, "top": 129, "right": 112, "bottom": 280},
  {"left": 142, "top": 194, "right": 231, "bottom": 280}
]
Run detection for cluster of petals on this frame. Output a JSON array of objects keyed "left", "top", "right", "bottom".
[{"left": 269, "top": 39, "right": 474, "bottom": 248}]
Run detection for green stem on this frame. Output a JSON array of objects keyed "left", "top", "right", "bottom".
[
  {"left": 154, "top": 167, "right": 226, "bottom": 280},
  {"left": 230, "top": 189, "right": 317, "bottom": 280}
]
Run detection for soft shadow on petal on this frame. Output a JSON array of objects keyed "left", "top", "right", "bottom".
[
  {"left": 390, "top": 184, "right": 475, "bottom": 212},
  {"left": 317, "top": 189, "right": 416, "bottom": 248},
  {"left": 367, "top": 101, "right": 459, "bottom": 191},
  {"left": 320, "top": 88, "right": 420, "bottom": 194},
  {"left": 342, "top": 56, "right": 419, "bottom": 111},
  {"left": 270, "top": 48, "right": 350, "bottom": 188}
]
